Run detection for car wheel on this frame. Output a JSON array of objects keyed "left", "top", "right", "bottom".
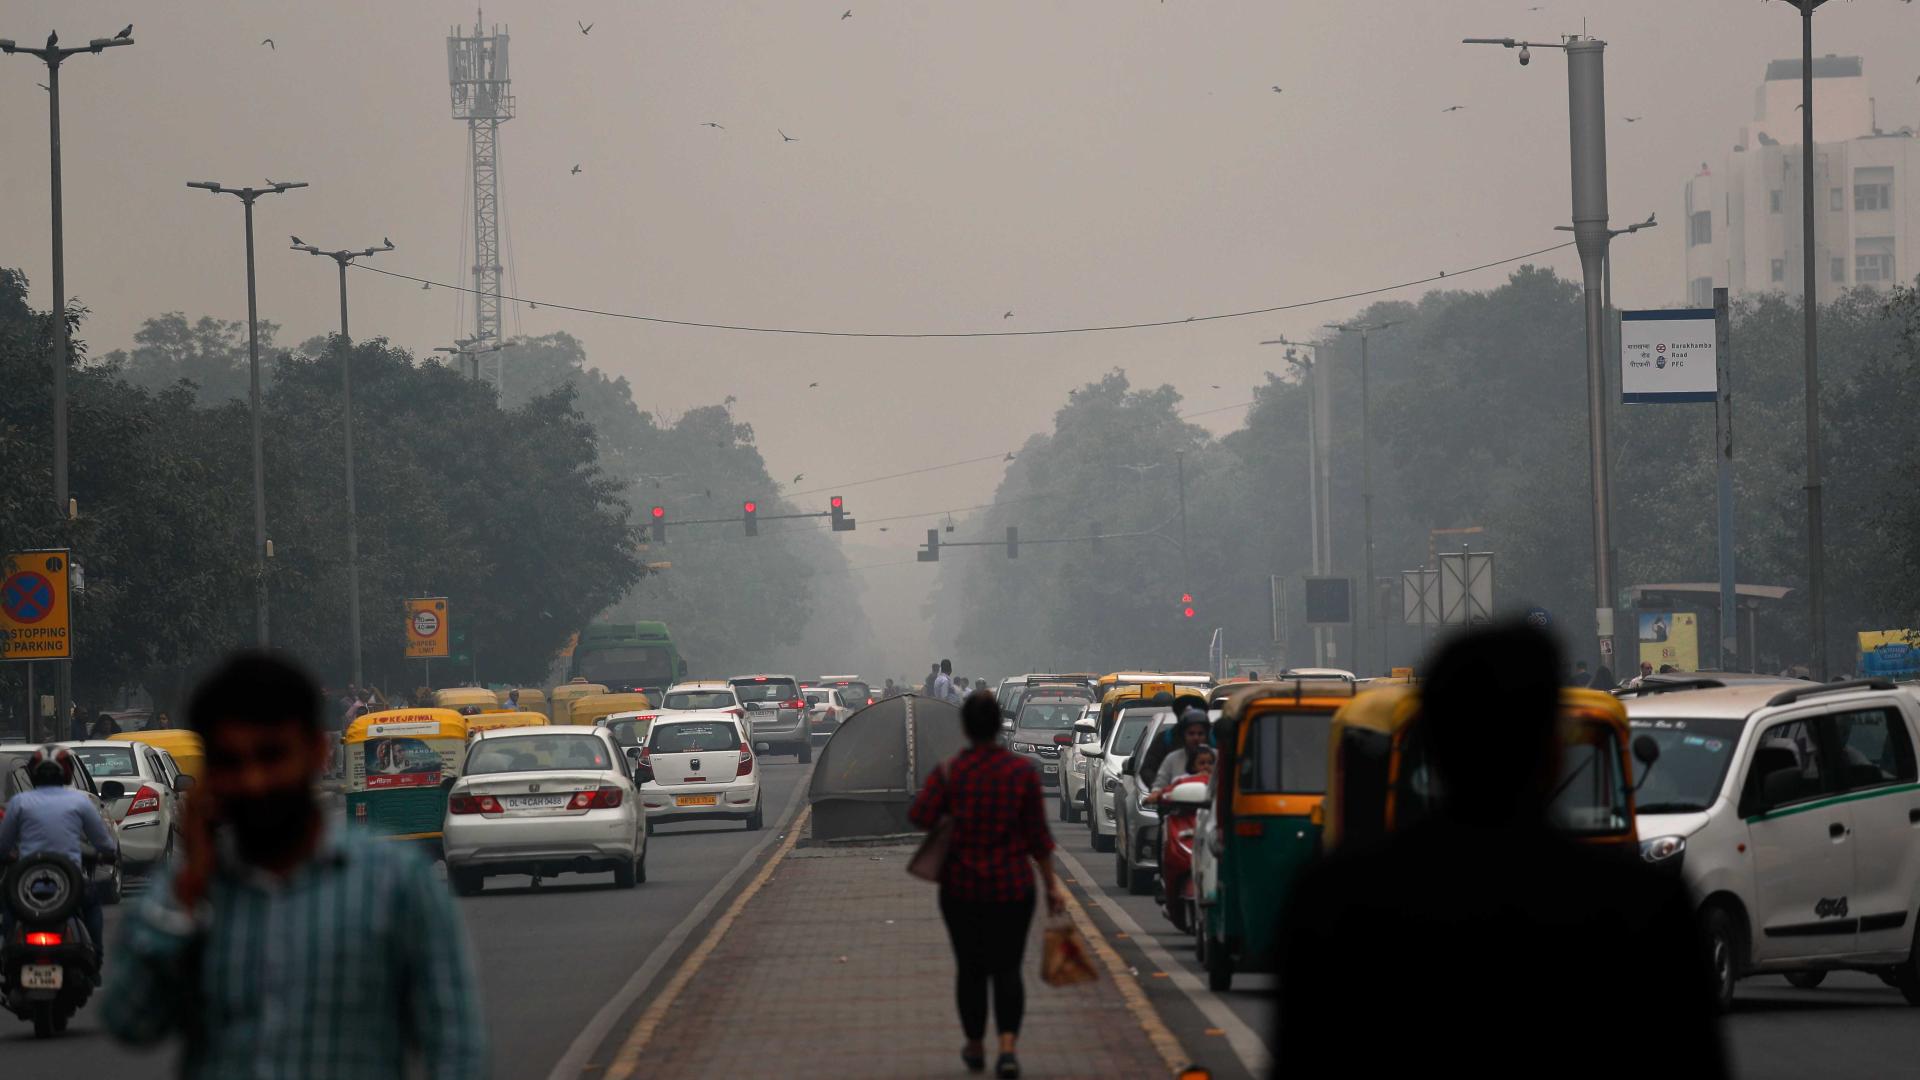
[
  {"left": 1701, "top": 905, "right": 1742, "bottom": 1014},
  {"left": 1896, "top": 924, "right": 1920, "bottom": 1005},
  {"left": 99, "top": 863, "right": 123, "bottom": 906},
  {"left": 634, "top": 846, "right": 647, "bottom": 885},
  {"left": 613, "top": 855, "right": 637, "bottom": 889},
  {"left": 1063, "top": 791, "right": 1081, "bottom": 824},
  {"left": 1785, "top": 970, "right": 1827, "bottom": 990},
  {"left": 449, "top": 868, "right": 484, "bottom": 896},
  {"left": 746, "top": 800, "right": 765, "bottom": 831},
  {"left": 797, "top": 741, "right": 813, "bottom": 764}
]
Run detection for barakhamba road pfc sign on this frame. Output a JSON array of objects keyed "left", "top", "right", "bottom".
[
  {"left": 1620, "top": 309, "right": 1717, "bottom": 404},
  {"left": 2, "top": 549, "right": 72, "bottom": 661}
]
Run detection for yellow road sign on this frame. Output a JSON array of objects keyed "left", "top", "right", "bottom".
[
  {"left": 406, "top": 597, "right": 449, "bottom": 658},
  {"left": 2, "top": 549, "right": 72, "bottom": 661}
]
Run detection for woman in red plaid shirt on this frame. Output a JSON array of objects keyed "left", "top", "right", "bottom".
[{"left": 910, "top": 690, "right": 1070, "bottom": 1079}]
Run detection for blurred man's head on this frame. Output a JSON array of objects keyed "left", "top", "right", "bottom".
[
  {"left": 1419, "top": 620, "right": 1563, "bottom": 827},
  {"left": 941, "top": 659, "right": 953, "bottom": 675},
  {"left": 961, "top": 689, "right": 1002, "bottom": 743},
  {"left": 189, "top": 652, "right": 327, "bottom": 864}
]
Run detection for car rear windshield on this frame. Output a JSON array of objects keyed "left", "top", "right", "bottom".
[
  {"left": 666, "top": 691, "right": 735, "bottom": 710},
  {"left": 651, "top": 722, "right": 741, "bottom": 753},
  {"left": 1016, "top": 702, "right": 1081, "bottom": 730},
  {"left": 1238, "top": 711, "right": 1332, "bottom": 794},
  {"left": 732, "top": 679, "right": 798, "bottom": 703},
  {"left": 70, "top": 746, "right": 138, "bottom": 778},
  {"left": 468, "top": 734, "right": 614, "bottom": 774},
  {"left": 606, "top": 720, "right": 651, "bottom": 747},
  {"left": 825, "top": 681, "right": 871, "bottom": 703}
]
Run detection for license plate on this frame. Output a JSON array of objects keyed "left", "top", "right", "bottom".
[
  {"left": 675, "top": 794, "right": 718, "bottom": 807},
  {"left": 503, "top": 794, "right": 569, "bottom": 810},
  {"left": 21, "top": 965, "right": 62, "bottom": 990}
]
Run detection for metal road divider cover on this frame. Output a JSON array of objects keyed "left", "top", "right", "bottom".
[{"left": 808, "top": 694, "right": 965, "bottom": 842}]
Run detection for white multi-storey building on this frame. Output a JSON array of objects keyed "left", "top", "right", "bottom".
[{"left": 1684, "top": 55, "right": 1919, "bottom": 306}]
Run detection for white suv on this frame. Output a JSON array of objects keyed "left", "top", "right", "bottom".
[
  {"left": 1624, "top": 679, "right": 1920, "bottom": 1010},
  {"left": 1079, "top": 704, "right": 1162, "bottom": 854}
]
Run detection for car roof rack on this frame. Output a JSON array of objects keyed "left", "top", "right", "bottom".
[{"left": 1764, "top": 678, "right": 1896, "bottom": 708}]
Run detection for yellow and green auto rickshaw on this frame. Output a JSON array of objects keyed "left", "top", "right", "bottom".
[
  {"left": 433, "top": 686, "right": 504, "bottom": 716},
  {"left": 463, "top": 710, "right": 550, "bottom": 737},
  {"left": 547, "top": 681, "right": 609, "bottom": 723},
  {"left": 343, "top": 708, "right": 468, "bottom": 848},
  {"left": 568, "top": 692, "right": 653, "bottom": 728},
  {"left": 1196, "top": 677, "right": 1358, "bottom": 991},
  {"left": 108, "top": 729, "right": 206, "bottom": 784},
  {"left": 1323, "top": 685, "right": 1643, "bottom": 856}
]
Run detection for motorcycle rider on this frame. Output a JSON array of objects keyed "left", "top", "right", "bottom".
[{"left": 0, "top": 745, "right": 118, "bottom": 971}]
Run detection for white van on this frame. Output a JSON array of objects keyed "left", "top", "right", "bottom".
[{"left": 1624, "top": 679, "right": 1920, "bottom": 1010}]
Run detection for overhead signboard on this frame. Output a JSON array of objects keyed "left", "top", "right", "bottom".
[
  {"left": 406, "top": 597, "right": 449, "bottom": 658},
  {"left": 1401, "top": 569, "right": 1439, "bottom": 625},
  {"left": 1621, "top": 309, "right": 1717, "bottom": 404},
  {"left": 1303, "top": 576, "right": 1351, "bottom": 625},
  {"left": 2, "top": 550, "right": 72, "bottom": 661},
  {"left": 1437, "top": 552, "right": 1494, "bottom": 625}
]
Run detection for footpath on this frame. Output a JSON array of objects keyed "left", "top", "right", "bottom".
[{"left": 600, "top": 809, "right": 1193, "bottom": 1079}]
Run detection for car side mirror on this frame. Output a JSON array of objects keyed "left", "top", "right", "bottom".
[
  {"left": 625, "top": 746, "right": 643, "bottom": 768},
  {"left": 100, "top": 781, "right": 125, "bottom": 800},
  {"left": 1001, "top": 719, "right": 1014, "bottom": 730},
  {"left": 1077, "top": 745, "right": 1103, "bottom": 758},
  {"left": 634, "top": 762, "right": 654, "bottom": 784},
  {"left": 1632, "top": 735, "right": 1660, "bottom": 767},
  {"left": 1120, "top": 757, "right": 1136, "bottom": 777}
]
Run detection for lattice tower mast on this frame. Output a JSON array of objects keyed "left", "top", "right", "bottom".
[{"left": 447, "top": 10, "right": 513, "bottom": 392}]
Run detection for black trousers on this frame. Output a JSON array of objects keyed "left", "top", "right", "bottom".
[{"left": 938, "top": 892, "right": 1036, "bottom": 1040}]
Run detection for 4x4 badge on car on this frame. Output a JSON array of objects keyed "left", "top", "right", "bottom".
[{"left": 1815, "top": 896, "right": 1849, "bottom": 919}]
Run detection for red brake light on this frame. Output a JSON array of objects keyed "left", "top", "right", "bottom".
[
  {"left": 448, "top": 794, "right": 501, "bottom": 815},
  {"left": 754, "top": 676, "right": 767, "bottom": 682},
  {"left": 784, "top": 698, "right": 807, "bottom": 711},
  {"left": 25, "top": 932, "right": 62, "bottom": 947},
  {"left": 738, "top": 742, "right": 754, "bottom": 776},
  {"left": 127, "top": 785, "right": 161, "bottom": 816},
  {"left": 580, "top": 785, "right": 622, "bottom": 809}
]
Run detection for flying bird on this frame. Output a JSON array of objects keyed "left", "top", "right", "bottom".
[
  {"left": 878, "top": 527, "right": 889, "bottom": 532},
  {"left": 1003, "top": 311, "right": 1014, "bottom": 319},
  {"left": 578, "top": 21, "right": 593, "bottom": 35},
  {"left": 808, "top": 381, "right": 819, "bottom": 388},
  {"left": 115, "top": 24, "right": 133, "bottom": 40},
  {"left": 1271, "top": 86, "right": 1283, "bottom": 94},
  {"left": 779, "top": 129, "right": 797, "bottom": 142},
  {"left": 1442, "top": 105, "right": 1466, "bottom": 113},
  {"left": 1624, "top": 116, "right": 1642, "bottom": 123},
  {"left": 261, "top": 38, "right": 274, "bottom": 50},
  {"left": 571, "top": 164, "right": 582, "bottom": 174},
  {"left": 290, "top": 235, "right": 304, "bottom": 246},
  {"left": 842, "top": 9, "right": 853, "bottom": 18},
  {"left": 1210, "top": 384, "right": 1222, "bottom": 389},
  {"left": 793, "top": 474, "right": 805, "bottom": 485},
  {"left": 701, "top": 122, "right": 725, "bottom": 129}
]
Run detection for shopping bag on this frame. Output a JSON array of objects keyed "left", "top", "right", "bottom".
[{"left": 1040, "top": 915, "right": 1099, "bottom": 987}]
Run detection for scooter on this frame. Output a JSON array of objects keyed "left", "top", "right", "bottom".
[
  {"left": 1, "top": 852, "right": 106, "bottom": 1039},
  {"left": 1157, "top": 778, "right": 1209, "bottom": 934}
]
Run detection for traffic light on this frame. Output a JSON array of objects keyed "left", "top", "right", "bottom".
[
  {"left": 1181, "top": 592, "right": 1196, "bottom": 619},
  {"left": 916, "top": 528, "right": 940, "bottom": 562},
  {"left": 830, "top": 495, "right": 855, "bottom": 532},
  {"left": 649, "top": 505, "right": 667, "bottom": 543},
  {"left": 1006, "top": 526, "right": 1019, "bottom": 559},
  {"left": 743, "top": 501, "right": 759, "bottom": 536}
]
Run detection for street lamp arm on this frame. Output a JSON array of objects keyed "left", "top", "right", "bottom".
[
  {"left": 1462, "top": 37, "right": 1566, "bottom": 50},
  {"left": 86, "top": 38, "right": 133, "bottom": 51}
]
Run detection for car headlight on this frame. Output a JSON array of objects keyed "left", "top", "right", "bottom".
[
  {"left": 1103, "top": 777, "right": 1119, "bottom": 793},
  {"left": 1639, "top": 834, "right": 1686, "bottom": 863}
]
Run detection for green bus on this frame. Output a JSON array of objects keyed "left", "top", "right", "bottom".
[{"left": 566, "top": 622, "right": 689, "bottom": 698}]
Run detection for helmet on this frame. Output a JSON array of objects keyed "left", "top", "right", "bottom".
[{"left": 27, "top": 744, "right": 76, "bottom": 787}]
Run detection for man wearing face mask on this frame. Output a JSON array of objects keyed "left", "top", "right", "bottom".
[{"left": 100, "top": 652, "right": 486, "bottom": 1079}]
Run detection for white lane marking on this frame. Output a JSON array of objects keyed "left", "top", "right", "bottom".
[
  {"left": 545, "top": 768, "right": 811, "bottom": 1080},
  {"left": 1053, "top": 846, "right": 1275, "bottom": 1077}
]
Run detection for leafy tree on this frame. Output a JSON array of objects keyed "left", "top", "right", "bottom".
[{"left": 102, "top": 311, "right": 282, "bottom": 404}]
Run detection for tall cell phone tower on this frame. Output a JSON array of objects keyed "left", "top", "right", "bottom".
[{"left": 447, "top": 10, "right": 513, "bottom": 392}]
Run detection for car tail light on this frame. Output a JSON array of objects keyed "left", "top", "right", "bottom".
[
  {"left": 1052, "top": 734, "right": 1073, "bottom": 746},
  {"left": 784, "top": 698, "right": 807, "bottom": 711},
  {"left": 738, "top": 742, "right": 754, "bottom": 776},
  {"left": 448, "top": 794, "right": 501, "bottom": 815},
  {"left": 639, "top": 744, "right": 652, "bottom": 767},
  {"left": 577, "top": 785, "right": 623, "bottom": 809},
  {"left": 25, "top": 932, "right": 61, "bottom": 947},
  {"left": 727, "top": 707, "right": 744, "bottom": 719},
  {"left": 126, "top": 785, "right": 161, "bottom": 816}
]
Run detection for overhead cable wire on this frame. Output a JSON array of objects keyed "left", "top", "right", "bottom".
[{"left": 355, "top": 240, "right": 1575, "bottom": 341}]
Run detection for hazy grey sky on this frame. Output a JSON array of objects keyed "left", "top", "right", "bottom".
[{"left": 5, "top": 0, "right": 1917, "bottom": 576}]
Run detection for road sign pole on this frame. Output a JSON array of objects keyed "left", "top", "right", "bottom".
[{"left": 1715, "top": 288, "right": 1737, "bottom": 671}]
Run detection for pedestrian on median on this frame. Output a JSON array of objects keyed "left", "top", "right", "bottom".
[
  {"left": 101, "top": 652, "right": 487, "bottom": 1079},
  {"left": 90, "top": 710, "right": 123, "bottom": 739},
  {"left": 924, "top": 663, "right": 941, "bottom": 697},
  {"left": 933, "top": 659, "right": 957, "bottom": 703},
  {"left": 909, "top": 688, "right": 1069, "bottom": 1079},
  {"left": 1274, "top": 620, "right": 1726, "bottom": 1078},
  {"left": 1592, "top": 663, "right": 1615, "bottom": 691}
]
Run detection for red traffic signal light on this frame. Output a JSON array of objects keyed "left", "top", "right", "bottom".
[
  {"left": 743, "top": 501, "right": 757, "bottom": 514},
  {"left": 1180, "top": 593, "right": 1195, "bottom": 618},
  {"left": 1183, "top": 606, "right": 1196, "bottom": 619},
  {"left": 830, "top": 495, "right": 843, "bottom": 509},
  {"left": 1180, "top": 593, "right": 1193, "bottom": 604},
  {"left": 743, "top": 501, "right": 759, "bottom": 536},
  {"left": 650, "top": 506, "right": 665, "bottom": 519}
]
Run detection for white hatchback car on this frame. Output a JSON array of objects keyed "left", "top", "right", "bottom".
[
  {"left": 639, "top": 713, "right": 763, "bottom": 830},
  {"left": 1057, "top": 705, "right": 1100, "bottom": 824},
  {"left": 659, "top": 681, "right": 747, "bottom": 720},
  {"left": 1625, "top": 679, "right": 1920, "bottom": 1010},
  {"left": 443, "top": 725, "right": 647, "bottom": 894},
  {"left": 1080, "top": 705, "right": 1163, "bottom": 854},
  {"left": 802, "top": 686, "right": 853, "bottom": 743},
  {"left": 65, "top": 740, "right": 189, "bottom": 874}
]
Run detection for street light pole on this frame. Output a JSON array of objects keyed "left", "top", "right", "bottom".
[
  {"left": 1467, "top": 33, "right": 1618, "bottom": 670},
  {"left": 189, "top": 180, "right": 307, "bottom": 648},
  {"left": 2, "top": 29, "right": 134, "bottom": 741},
  {"left": 1787, "top": 0, "right": 1830, "bottom": 679},
  {"left": 1262, "top": 336, "right": 1327, "bottom": 664},
  {"left": 292, "top": 238, "right": 394, "bottom": 688},
  {"left": 1327, "top": 321, "right": 1395, "bottom": 675}
]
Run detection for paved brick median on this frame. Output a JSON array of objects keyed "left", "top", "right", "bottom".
[{"left": 636, "top": 841, "right": 1177, "bottom": 1078}]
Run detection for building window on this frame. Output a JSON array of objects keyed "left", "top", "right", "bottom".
[
  {"left": 1770, "top": 189, "right": 1783, "bottom": 213},
  {"left": 1689, "top": 210, "right": 1712, "bottom": 246},
  {"left": 1832, "top": 257, "right": 1847, "bottom": 283},
  {"left": 1831, "top": 187, "right": 1845, "bottom": 212},
  {"left": 1857, "top": 252, "right": 1895, "bottom": 283},
  {"left": 1689, "top": 277, "right": 1715, "bottom": 307},
  {"left": 1771, "top": 259, "right": 1786, "bottom": 283},
  {"left": 1856, "top": 183, "right": 1892, "bottom": 212}
]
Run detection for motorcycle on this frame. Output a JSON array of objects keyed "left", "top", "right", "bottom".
[
  {"left": 1156, "top": 778, "right": 1210, "bottom": 933},
  {"left": 1, "top": 851, "right": 107, "bottom": 1038}
]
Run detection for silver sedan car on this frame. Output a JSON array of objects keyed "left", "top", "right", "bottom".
[{"left": 442, "top": 726, "right": 648, "bottom": 895}]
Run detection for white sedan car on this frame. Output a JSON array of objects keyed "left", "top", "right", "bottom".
[
  {"left": 65, "top": 739, "right": 189, "bottom": 874},
  {"left": 1057, "top": 705, "right": 1100, "bottom": 824},
  {"left": 802, "top": 686, "right": 853, "bottom": 743},
  {"left": 639, "top": 713, "right": 763, "bottom": 830},
  {"left": 442, "top": 725, "right": 647, "bottom": 894}
]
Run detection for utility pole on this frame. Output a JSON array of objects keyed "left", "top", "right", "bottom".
[
  {"left": 1263, "top": 336, "right": 1328, "bottom": 664},
  {"left": 1327, "top": 320, "right": 1395, "bottom": 675},
  {"left": 2, "top": 27, "right": 134, "bottom": 741},
  {"left": 1786, "top": 0, "right": 1829, "bottom": 679},
  {"left": 189, "top": 180, "right": 306, "bottom": 648},
  {"left": 292, "top": 238, "right": 394, "bottom": 687},
  {"left": 1466, "top": 33, "right": 1617, "bottom": 672}
]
